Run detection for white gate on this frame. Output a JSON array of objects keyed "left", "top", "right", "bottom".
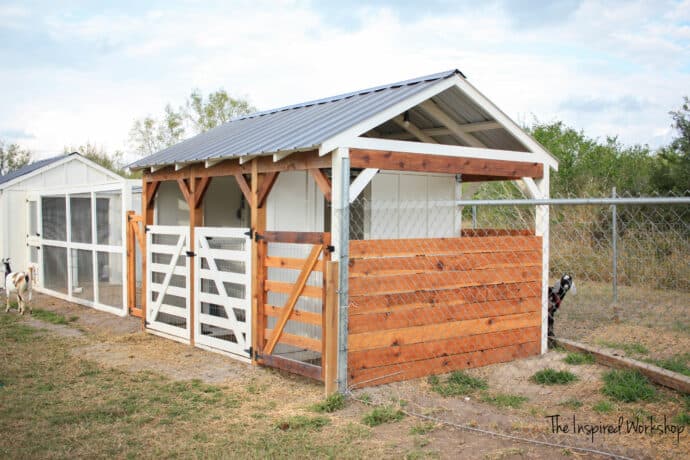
[
  {"left": 146, "top": 225, "right": 190, "bottom": 341},
  {"left": 194, "top": 227, "right": 252, "bottom": 361}
]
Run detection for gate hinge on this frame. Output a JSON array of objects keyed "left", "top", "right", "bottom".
[
  {"left": 326, "top": 245, "right": 335, "bottom": 253},
  {"left": 244, "top": 346, "right": 261, "bottom": 360},
  {"left": 144, "top": 226, "right": 150, "bottom": 233},
  {"left": 254, "top": 232, "right": 264, "bottom": 242},
  {"left": 185, "top": 251, "right": 196, "bottom": 257},
  {"left": 244, "top": 229, "right": 253, "bottom": 238}
]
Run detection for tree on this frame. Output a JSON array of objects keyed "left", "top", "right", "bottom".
[
  {"left": 0, "top": 140, "right": 32, "bottom": 175},
  {"left": 64, "top": 142, "right": 137, "bottom": 178},
  {"left": 650, "top": 97, "right": 690, "bottom": 195},
  {"left": 129, "top": 89, "right": 255, "bottom": 156}
]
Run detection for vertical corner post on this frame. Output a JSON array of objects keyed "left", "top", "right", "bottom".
[
  {"left": 330, "top": 147, "right": 350, "bottom": 393},
  {"left": 533, "top": 168, "right": 550, "bottom": 354}
]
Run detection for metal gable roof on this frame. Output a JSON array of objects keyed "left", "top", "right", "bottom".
[
  {"left": 0, "top": 153, "right": 75, "bottom": 188},
  {"left": 128, "top": 69, "right": 463, "bottom": 170}
]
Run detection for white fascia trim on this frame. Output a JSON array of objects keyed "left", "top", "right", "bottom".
[
  {"left": 150, "top": 164, "right": 168, "bottom": 173},
  {"left": 454, "top": 77, "right": 559, "bottom": 170},
  {"left": 347, "top": 137, "right": 545, "bottom": 164},
  {"left": 238, "top": 155, "right": 257, "bottom": 165},
  {"left": 273, "top": 151, "right": 294, "bottom": 162},
  {"left": 319, "top": 77, "right": 459, "bottom": 156}
]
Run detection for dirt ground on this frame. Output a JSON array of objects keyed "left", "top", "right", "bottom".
[{"left": 12, "top": 293, "right": 690, "bottom": 459}]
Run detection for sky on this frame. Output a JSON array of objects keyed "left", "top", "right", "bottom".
[{"left": 1, "top": 0, "right": 689, "bottom": 161}]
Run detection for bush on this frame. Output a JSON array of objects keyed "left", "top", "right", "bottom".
[
  {"left": 601, "top": 370, "right": 656, "bottom": 402},
  {"left": 531, "top": 369, "right": 578, "bottom": 385}
]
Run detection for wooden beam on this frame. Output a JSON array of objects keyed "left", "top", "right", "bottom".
[
  {"left": 146, "top": 181, "right": 160, "bottom": 209},
  {"left": 554, "top": 338, "right": 690, "bottom": 394},
  {"left": 262, "top": 231, "right": 330, "bottom": 245},
  {"left": 233, "top": 172, "right": 253, "bottom": 207},
  {"left": 257, "top": 171, "right": 279, "bottom": 208},
  {"left": 309, "top": 168, "right": 332, "bottom": 201},
  {"left": 349, "top": 168, "right": 378, "bottom": 204},
  {"left": 264, "top": 244, "right": 323, "bottom": 355},
  {"left": 177, "top": 178, "right": 192, "bottom": 205},
  {"left": 193, "top": 177, "right": 212, "bottom": 209},
  {"left": 350, "top": 148, "right": 543, "bottom": 179},
  {"left": 380, "top": 121, "right": 502, "bottom": 141},
  {"left": 392, "top": 115, "right": 438, "bottom": 143},
  {"left": 420, "top": 100, "right": 485, "bottom": 148}
]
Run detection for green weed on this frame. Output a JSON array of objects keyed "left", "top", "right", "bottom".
[
  {"left": 480, "top": 393, "right": 528, "bottom": 409},
  {"left": 429, "top": 371, "right": 487, "bottom": 397},
  {"left": 531, "top": 368, "right": 578, "bottom": 385},
  {"left": 564, "top": 352, "right": 595, "bottom": 365},
  {"left": 593, "top": 400, "right": 614, "bottom": 413},
  {"left": 601, "top": 370, "right": 656, "bottom": 402},
  {"left": 597, "top": 340, "right": 649, "bottom": 355},
  {"left": 310, "top": 393, "right": 346, "bottom": 413},
  {"left": 275, "top": 415, "right": 330, "bottom": 431},
  {"left": 362, "top": 406, "right": 405, "bottom": 427}
]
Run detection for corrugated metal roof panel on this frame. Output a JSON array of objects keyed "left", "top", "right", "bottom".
[
  {"left": 128, "top": 70, "right": 462, "bottom": 169},
  {"left": 0, "top": 153, "right": 74, "bottom": 188}
]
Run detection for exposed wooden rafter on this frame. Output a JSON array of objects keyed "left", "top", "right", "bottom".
[
  {"left": 419, "top": 100, "right": 485, "bottom": 148},
  {"left": 233, "top": 172, "right": 253, "bottom": 206},
  {"left": 257, "top": 171, "right": 280, "bottom": 208},
  {"left": 392, "top": 114, "right": 438, "bottom": 143}
]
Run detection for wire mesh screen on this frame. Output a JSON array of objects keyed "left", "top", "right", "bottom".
[
  {"left": 41, "top": 196, "right": 66, "bottom": 241},
  {"left": 43, "top": 245, "right": 68, "bottom": 294},
  {"left": 96, "top": 191, "right": 122, "bottom": 246},
  {"left": 70, "top": 194, "right": 92, "bottom": 243},
  {"left": 70, "top": 248, "right": 94, "bottom": 301},
  {"left": 97, "top": 251, "right": 122, "bottom": 309}
]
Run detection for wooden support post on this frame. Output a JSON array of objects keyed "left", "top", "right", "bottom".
[
  {"left": 188, "top": 170, "right": 203, "bottom": 346},
  {"left": 141, "top": 179, "right": 157, "bottom": 329},
  {"left": 324, "top": 261, "right": 339, "bottom": 396},
  {"left": 250, "top": 160, "right": 267, "bottom": 364},
  {"left": 126, "top": 211, "right": 136, "bottom": 315}
]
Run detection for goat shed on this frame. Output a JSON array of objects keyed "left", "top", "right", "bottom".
[{"left": 126, "top": 69, "right": 558, "bottom": 392}]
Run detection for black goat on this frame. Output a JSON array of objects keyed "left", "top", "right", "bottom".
[{"left": 547, "top": 274, "right": 575, "bottom": 348}]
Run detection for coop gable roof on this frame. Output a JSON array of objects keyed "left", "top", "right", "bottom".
[{"left": 129, "top": 69, "right": 557, "bottom": 171}]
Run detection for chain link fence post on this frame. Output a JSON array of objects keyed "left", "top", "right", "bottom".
[{"left": 611, "top": 187, "right": 618, "bottom": 305}]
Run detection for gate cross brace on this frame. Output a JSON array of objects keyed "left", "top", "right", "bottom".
[{"left": 263, "top": 244, "right": 323, "bottom": 355}]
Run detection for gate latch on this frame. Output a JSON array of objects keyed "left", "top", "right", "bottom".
[{"left": 185, "top": 251, "right": 196, "bottom": 257}]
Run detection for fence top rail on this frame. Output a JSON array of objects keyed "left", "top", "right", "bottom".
[{"left": 455, "top": 196, "right": 690, "bottom": 206}]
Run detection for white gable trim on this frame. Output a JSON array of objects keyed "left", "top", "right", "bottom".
[
  {"left": 0, "top": 154, "right": 124, "bottom": 191},
  {"left": 320, "top": 74, "right": 558, "bottom": 170}
]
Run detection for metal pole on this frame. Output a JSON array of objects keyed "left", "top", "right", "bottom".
[
  {"left": 337, "top": 156, "right": 350, "bottom": 394},
  {"left": 611, "top": 187, "right": 618, "bottom": 304},
  {"left": 472, "top": 205, "right": 477, "bottom": 229}
]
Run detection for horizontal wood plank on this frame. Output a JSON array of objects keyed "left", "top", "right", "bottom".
[
  {"left": 348, "top": 297, "right": 540, "bottom": 334},
  {"left": 461, "top": 229, "right": 534, "bottom": 237},
  {"left": 348, "top": 311, "right": 541, "bottom": 352},
  {"left": 349, "top": 327, "right": 540, "bottom": 370},
  {"left": 265, "top": 256, "right": 323, "bottom": 271},
  {"left": 265, "top": 304, "right": 322, "bottom": 326},
  {"left": 263, "top": 231, "right": 330, "bottom": 244},
  {"left": 264, "top": 329, "right": 322, "bottom": 352},
  {"left": 259, "top": 354, "right": 323, "bottom": 381},
  {"left": 265, "top": 280, "right": 322, "bottom": 298},
  {"left": 349, "top": 251, "right": 540, "bottom": 277},
  {"left": 350, "top": 236, "right": 541, "bottom": 258},
  {"left": 349, "top": 341, "right": 540, "bottom": 387},
  {"left": 349, "top": 281, "right": 542, "bottom": 315},
  {"left": 349, "top": 149, "right": 543, "bottom": 180},
  {"left": 349, "top": 266, "right": 541, "bottom": 297}
]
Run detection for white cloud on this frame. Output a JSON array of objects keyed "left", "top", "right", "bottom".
[{"left": 0, "top": 0, "right": 688, "bottom": 160}]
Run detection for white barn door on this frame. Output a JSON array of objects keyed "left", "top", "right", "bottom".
[
  {"left": 194, "top": 227, "right": 252, "bottom": 361},
  {"left": 146, "top": 226, "right": 191, "bottom": 341}
]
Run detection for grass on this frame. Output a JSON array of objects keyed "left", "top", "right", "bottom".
[
  {"left": 275, "top": 415, "right": 330, "bottom": 431},
  {"left": 480, "top": 393, "right": 528, "bottom": 409},
  {"left": 597, "top": 340, "right": 649, "bottom": 356},
  {"left": 646, "top": 353, "right": 690, "bottom": 377},
  {"left": 32, "top": 308, "right": 78, "bottom": 325},
  {"left": 531, "top": 368, "right": 578, "bottom": 385},
  {"left": 593, "top": 400, "right": 615, "bottom": 413},
  {"left": 310, "top": 393, "right": 346, "bottom": 413},
  {"left": 559, "top": 398, "right": 583, "bottom": 409},
  {"left": 601, "top": 370, "right": 656, "bottom": 402},
  {"left": 409, "top": 422, "right": 437, "bottom": 435},
  {"left": 362, "top": 405, "right": 405, "bottom": 427},
  {"left": 428, "top": 371, "right": 488, "bottom": 397},
  {"left": 563, "top": 352, "right": 595, "bottom": 365},
  {"left": 0, "top": 314, "right": 387, "bottom": 458}
]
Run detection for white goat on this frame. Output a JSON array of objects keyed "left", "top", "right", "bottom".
[{"left": 2, "top": 258, "right": 34, "bottom": 315}]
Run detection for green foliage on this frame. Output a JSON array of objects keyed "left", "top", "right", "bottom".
[
  {"left": 32, "top": 309, "right": 78, "bottom": 325},
  {"left": 531, "top": 368, "right": 578, "bottom": 385},
  {"left": 310, "top": 393, "right": 346, "bottom": 413},
  {"left": 480, "top": 393, "right": 528, "bottom": 409},
  {"left": 129, "top": 89, "right": 255, "bottom": 156},
  {"left": 409, "top": 422, "right": 437, "bottom": 435},
  {"left": 593, "top": 400, "right": 615, "bottom": 413},
  {"left": 601, "top": 370, "right": 656, "bottom": 402},
  {"left": 564, "top": 352, "right": 595, "bottom": 365},
  {"left": 0, "top": 139, "right": 32, "bottom": 175},
  {"left": 428, "top": 371, "right": 488, "bottom": 397},
  {"left": 647, "top": 354, "right": 690, "bottom": 377},
  {"left": 63, "top": 143, "right": 135, "bottom": 178},
  {"left": 597, "top": 340, "right": 649, "bottom": 356},
  {"left": 275, "top": 415, "right": 330, "bottom": 431},
  {"left": 362, "top": 406, "right": 405, "bottom": 426},
  {"left": 651, "top": 97, "right": 690, "bottom": 195}
]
